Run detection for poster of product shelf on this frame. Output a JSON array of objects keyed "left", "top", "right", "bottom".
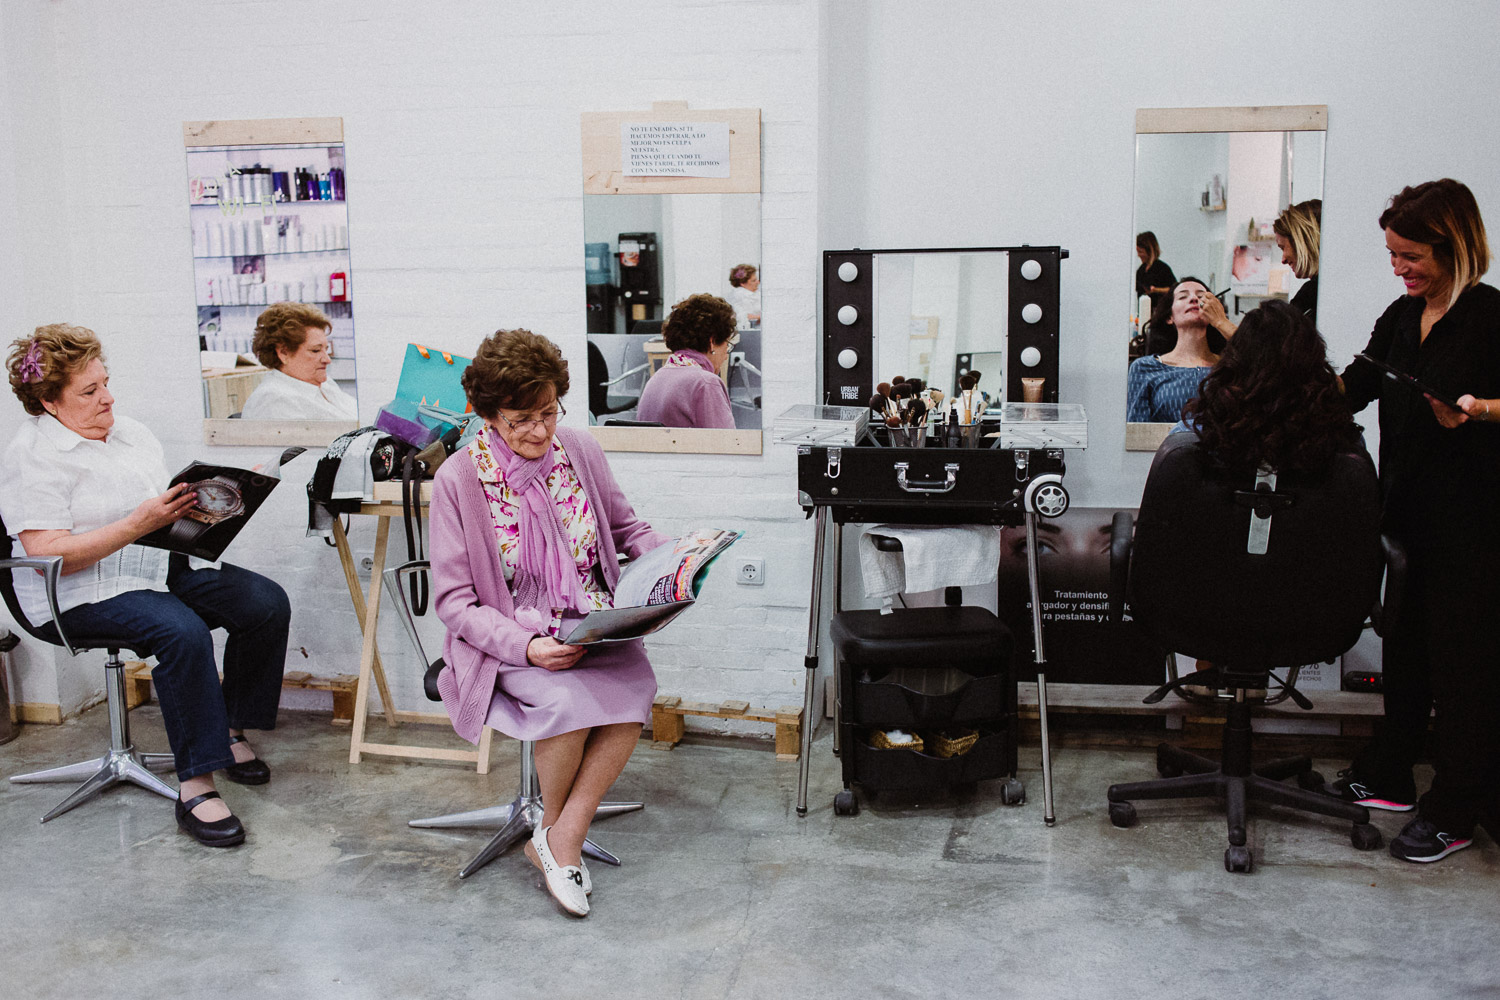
[{"left": 184, "top": 118, "right": 359, "bottom": 438}]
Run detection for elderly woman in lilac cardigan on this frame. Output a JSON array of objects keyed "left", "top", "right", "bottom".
[
  {"left": 635, "top": 292, "right": 737, "bottom": 429},
  {"left": 429, "top": 328, "right": 667, "bottom": 918}
]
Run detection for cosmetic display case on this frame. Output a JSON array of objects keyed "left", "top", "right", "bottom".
[{"left": 791, "top": 246, "right": 1085, "bottom": 823}]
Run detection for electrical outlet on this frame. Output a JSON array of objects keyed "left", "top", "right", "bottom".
[{"left": 737, "top": 557, "right": 765, "bottom": 586}]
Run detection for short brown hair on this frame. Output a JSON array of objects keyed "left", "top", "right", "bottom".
[
  {"left": 1379, "top": 179, "right": 1490, "bottom": 308},
  {"left": 728, "top": 264, "right": 757, "bottom": 287},
  {"left": 462, "top": 328, "right": 570, "bottom": 419},
  {"left": 7, "top": 324, "right": 105, "bottom": 417},
  {"left": 662, "top": 294, "right": 736, "bottom": 354},
  {"left": 253, "top": 302, "right": 330, "bottom": 370},
  {"left": 1274, "top": 199, "right": 1322, "bottom": 279}
]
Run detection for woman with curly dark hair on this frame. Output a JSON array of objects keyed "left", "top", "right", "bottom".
[
  {"left": 635, "top": 293, "right": 737, "bottom": 429},
  {"left": 1182, "top": 298, "right": 1361, "bottom": 473}
]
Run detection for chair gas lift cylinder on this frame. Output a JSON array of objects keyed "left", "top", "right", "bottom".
[{"left": 781, "top": 245, "right": 1087, "bottom": 824}]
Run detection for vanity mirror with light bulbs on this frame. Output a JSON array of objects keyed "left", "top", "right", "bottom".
[{"left": 822, "top": 246, "right": 1066, "bottom": 411}]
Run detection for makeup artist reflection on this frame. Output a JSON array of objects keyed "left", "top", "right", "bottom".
[
  {"left": 239, "top": 302, "right": 357, "bottom": 421},
  {"left": 634, "top": 293, "right": 737, "bottom": 429}
]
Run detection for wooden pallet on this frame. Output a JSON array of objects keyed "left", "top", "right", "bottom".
[
  {"left": 651, "top": 695, "right": 802, "bottom": 760},
  {"left": 125, "top": 663, "right": 360, "bottom": 725}
]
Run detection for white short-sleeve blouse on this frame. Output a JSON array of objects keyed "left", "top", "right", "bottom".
[
  {"left": 240, "top": 368, "right": 357, "bottom": 421},
  {"left": 0, "top": 413, "right": 173, "bottom": 623}
]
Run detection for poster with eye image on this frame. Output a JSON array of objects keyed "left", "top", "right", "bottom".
[
  {"left": 136, "top": 463, "right": 280, "bottom": 561},
  {"left": 996, "top": 507, "right": 1165, "bottom": 685}
]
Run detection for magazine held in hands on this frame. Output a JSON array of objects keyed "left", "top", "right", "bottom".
[
  {"left": 561, "top": 528, "right": 741, "bottom": 645},
  {"left": 136, "top": 462, "right": 281, "bottom": 561}
]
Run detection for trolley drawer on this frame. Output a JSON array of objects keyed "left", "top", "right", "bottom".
[
  {"left": 850, "top": 728, "right": 1013, "bottom": 790},
  {"left": 851, "top": 669, "right": 1011, "bottom": 729}
]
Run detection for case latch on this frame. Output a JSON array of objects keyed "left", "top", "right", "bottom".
[{"left": 826, "top": 447, "right": 842, "bottom": 479}]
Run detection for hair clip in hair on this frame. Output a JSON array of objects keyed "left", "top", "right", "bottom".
[{"left": 17, "top": 339, "right": 44, "bottom": 384}]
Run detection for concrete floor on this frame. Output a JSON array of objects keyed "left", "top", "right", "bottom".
[{"left": 3, "top": 706, "right": 1498, "bottom": 1000}]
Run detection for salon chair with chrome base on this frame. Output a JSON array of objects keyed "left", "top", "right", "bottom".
[
  {"left": 1104, "top": 435, "right": 1400, "bottom": 873},
  {"left": 385, "top": 561, "right": 643, "bottom": 880},
  {"left": 1, "top": 514, "right": 177, "bottom": 822}
]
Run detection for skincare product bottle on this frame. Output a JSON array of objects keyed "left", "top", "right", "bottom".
[{"left": 330, "top": 271, "right": 347, "bottom": 302}]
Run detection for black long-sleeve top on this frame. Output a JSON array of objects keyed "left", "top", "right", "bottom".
[
  {"left": 1291, "top": 274, "right": 1319, "bottom": 326},
  {"left": 1342, "top": 282, "right": 1500, "bottom": 536}
]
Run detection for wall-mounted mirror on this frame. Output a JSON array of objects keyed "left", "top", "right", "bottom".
[
  {"left": 580, "top": 102, "right": 762, "bottom": 455},
  {"left": 584, "top": 192, "right": 763, "bottom": 432},
  {"left": 1126, "top": 105, "right": 1326, "bottom": 451},
  {"left": 184, "top": 118, "right": 360, "bottom": 447},
  {"left": 822, "top": 246, "right": 1065, "bottom": 410}
]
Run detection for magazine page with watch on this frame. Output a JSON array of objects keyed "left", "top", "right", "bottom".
[{"left": 136, "top": 463, "right": 280, "bottom": 561}]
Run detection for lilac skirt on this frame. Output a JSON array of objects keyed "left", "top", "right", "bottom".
[{"left": 483, "top": 637, "right": 656, "bottom": 741}]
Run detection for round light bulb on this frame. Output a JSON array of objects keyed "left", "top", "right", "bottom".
[
  {"left": 837, "top": 348, "right": 858, "bottom": 369},
  {"left": 837, "top": 304, "right": 858, "bottom": 325},
  {"left": 1021, "top": 303, "right": 1043, "bottom": 324},
  {"left": 1020, "top": 259, "right": 1042, "bottom": 280},
  {"left": 1020, "top": 346, "right": 1042, "bottom": 368},
  {"left": 838, "top": 261, "right": 859, "bottom": 282}
]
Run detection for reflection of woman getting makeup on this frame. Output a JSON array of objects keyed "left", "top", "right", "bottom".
[{"left": 1126, "top": 277, "right": 1223, "bottom": 422}]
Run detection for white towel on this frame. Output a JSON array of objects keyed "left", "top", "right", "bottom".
[{"left": 857, "top": 523, "right": 1002, "bottom": 601}]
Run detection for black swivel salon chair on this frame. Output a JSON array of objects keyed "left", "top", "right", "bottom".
[
  {"left": 586, "top": 340, "right": 641, "bottom": 421},
  {"left": 384, "top": 561, "right": 643, "bottom": 879},
  {"left": 1, "top": 514, "right": 177, "bottom": 821},
  {"left": 1105, "top": 434, "right": 1400, "bottom": 872}
]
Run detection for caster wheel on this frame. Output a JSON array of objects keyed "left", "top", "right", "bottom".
[
  {"left": 1351, "top": 822, "right": 1383, "bottom": 851},
  {"left": 834, "top": 790, "right": 859, "bottom": 816},
  {"left": 999, "top": 778, "right": 1026, "bottom": 806},
  {"left": 1297, "top": 770, "right": 1326, "bottom": 791},
  {"left": 1225, "top": 845, "right": 1253, "bottom": 873},
  {"left": 1108, "top": 801, "right": 1137, "bottom": 828}
]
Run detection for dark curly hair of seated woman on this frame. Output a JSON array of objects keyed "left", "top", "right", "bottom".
[{"left": 1181, "top": 299, "right": 1361, "bottom": 474}]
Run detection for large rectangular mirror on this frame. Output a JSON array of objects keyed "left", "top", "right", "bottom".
[
  {"left": 584, "top": 192, "right": 763, "bottom": 433},
  {"left": 1126, "top": 106, "right": 1326, "bottom": 451},
  {"left": 184, "top": 118, "right": 361, "bottom": 447},
  {"left": 580, "top": 102, "right": 762, "bottom": 455}
]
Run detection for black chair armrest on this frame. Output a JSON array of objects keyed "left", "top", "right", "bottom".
[
  {"left": 0, "top": 554, "right": 76, "bottom": 655},
  {"left": 1372, "top": 534, "right": 1406, "bottom": 638},
  {"left": 1109, "top": 511, "right": 1133, "bottom": 624}
]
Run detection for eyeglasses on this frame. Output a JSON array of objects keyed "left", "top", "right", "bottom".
[{"left": 496, "top": 403, "right": 565, "bottom": 433}]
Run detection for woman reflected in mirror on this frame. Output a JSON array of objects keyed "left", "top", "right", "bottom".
[
  {"left": 1127, "top": 277, "right": 1223, "bottom": 422},
  {"left": 726, "top": 263, "right": 760, "bottom": 330},
  {"left": 1276, "top": 199, "right": 1322, "bottom": 325},
  {"left": 240, "top": 302, "right": 358, "bottom": 421},
  {"left": 634, "top": 293, "right": 738, "bottom": 430},
  {"left": 1135, "top": 232, "right": 1176, "bottom": 316}
]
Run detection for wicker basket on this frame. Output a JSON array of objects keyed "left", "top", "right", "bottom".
[
  {"left": 929, "top": 728, "right": 979, "bottom": 759},
  {"left": 868, "top": 728, "right": 924, "bottom": 753}
]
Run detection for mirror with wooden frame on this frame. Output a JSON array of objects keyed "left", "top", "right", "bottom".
[
  {"left": 580, "top": 102, "right": 762, "bottom": 455},
  {"left": 1126, "top": 105, "right": 1327, "bottom": 452},
  {"left": 184, "top": 118, "right": 361, "bottom": 447}
]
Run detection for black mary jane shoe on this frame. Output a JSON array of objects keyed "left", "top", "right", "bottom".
[
  {"left": 223, "top": 734, "right": 270, "bottom": 785},
  {"left": 175, "top": 791, "right": 246, "bottom": 848}
]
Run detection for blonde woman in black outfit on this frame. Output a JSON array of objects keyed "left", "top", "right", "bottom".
[{"left": 1333, "top": 178, "right": 1500, "bottom": 863}]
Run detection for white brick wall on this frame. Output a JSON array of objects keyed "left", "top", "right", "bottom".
[{"left": 0, "top": 0, "right": 824, "bottom": 727}]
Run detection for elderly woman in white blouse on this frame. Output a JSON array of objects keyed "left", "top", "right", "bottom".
[
  {"left": 1, "top": 324, "right": 291, "bottom": 848},
  {"left": 239, "top": 302, "right": 358, "bottom": 420}
]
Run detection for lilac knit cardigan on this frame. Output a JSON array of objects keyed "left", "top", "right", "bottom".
[{"left": 429, "top": 427, "right": 668, "bottom": 743}]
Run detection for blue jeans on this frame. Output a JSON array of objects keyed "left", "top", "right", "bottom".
[{"left": 56, "top": 557, "right": 290, "bottom": 780}]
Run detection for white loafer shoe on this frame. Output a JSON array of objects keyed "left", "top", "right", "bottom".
[
  {"left": 532, "top": 825, "right": 589, "bottom": 917},
  {"left": 581, "top": 859, "right": 592, "bottom": 896}
]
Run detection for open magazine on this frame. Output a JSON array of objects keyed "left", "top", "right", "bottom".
[
  {"left": 561, "top": 528, "right": 741, "bottom": 645},
  {"left": 136, "top": 461, "right": 281, "bottom": 561}
]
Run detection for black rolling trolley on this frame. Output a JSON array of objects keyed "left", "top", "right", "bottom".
[{"left": 786, "top": 245, "right": 1085, "bottom": 822}]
